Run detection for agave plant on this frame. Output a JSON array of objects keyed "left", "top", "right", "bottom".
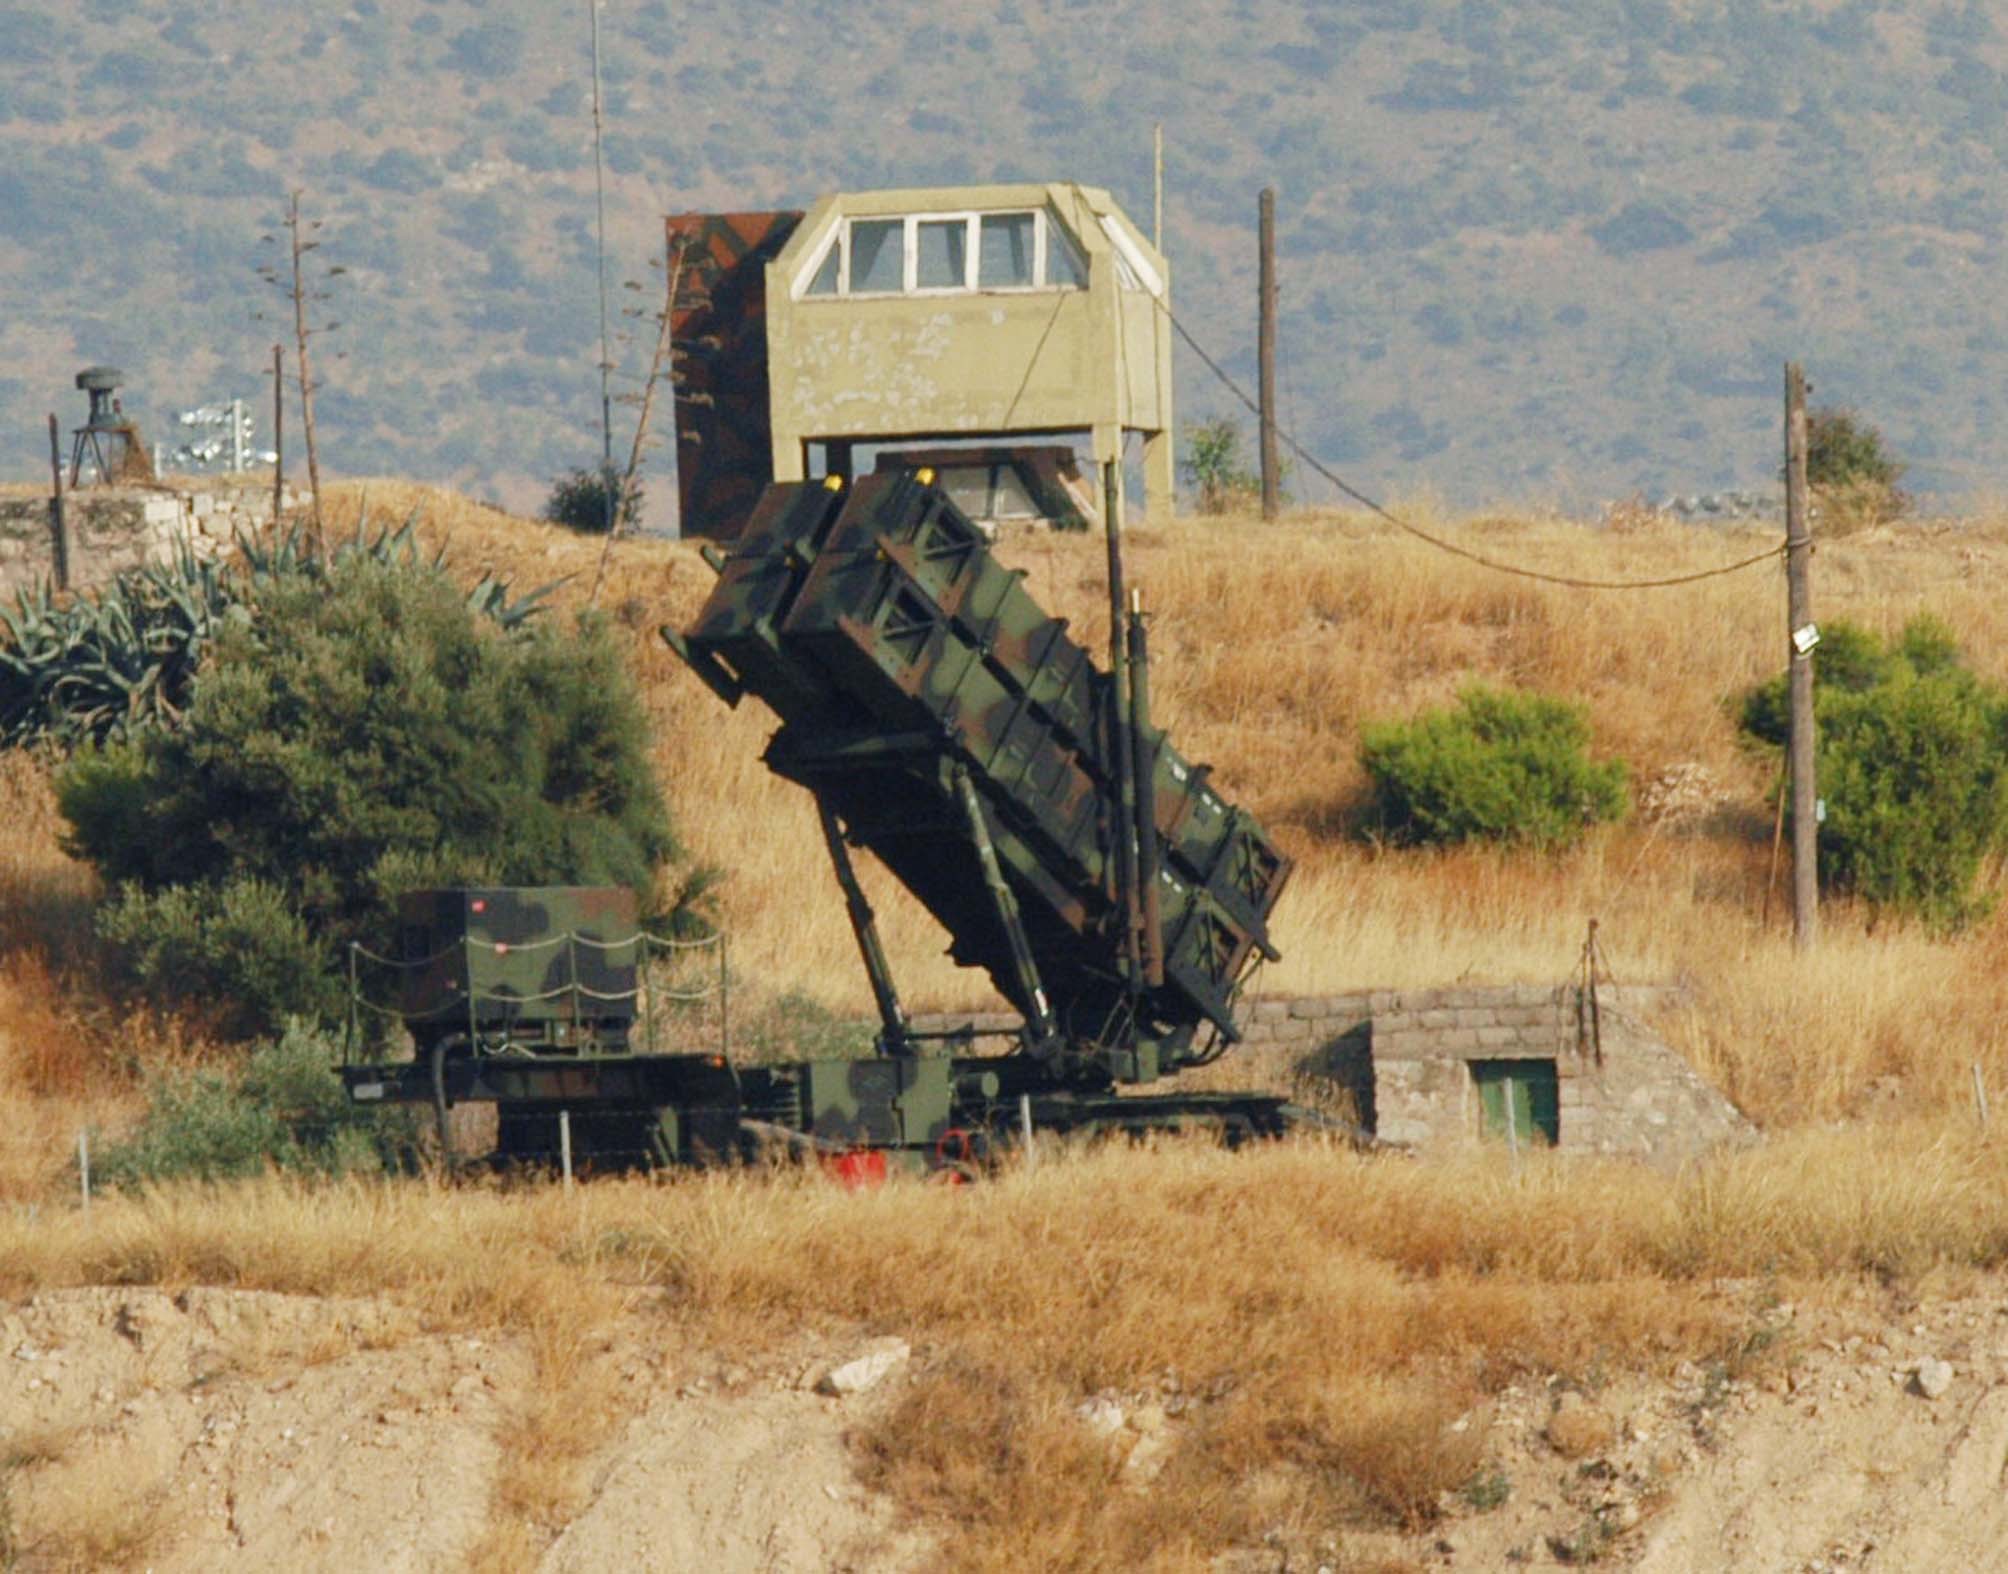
[
  {"left": 238, "top": 506, "right": 445, "bottom": 580},
  {"left": 1, "top": 506, "right": 566, "bottom": 751},
  {"left": 0, "top": 535, "right": 239, "bottom": 748},
  {"left": 243, "top": 505, "right": 565, "bottom": 630}
]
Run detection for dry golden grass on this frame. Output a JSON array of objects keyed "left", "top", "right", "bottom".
[
  {"left": 9, "top": 482, "right": 2008, "bottom": 1559},
  {"left": 8, "top": 1471, "right": 170, "bottom": 1573},
  {"left": 466, "top": 1288, "right": 635, "bottom": 1570},
  {"left": 1, "top": 1127, "right": 2005, "bottom": 1565},
  {"left": 2, "top": 1410, "right": 170, "bottom": 1571},
  {"left": 330, "top": 482, "right": 2008, "bottom": 1133}
]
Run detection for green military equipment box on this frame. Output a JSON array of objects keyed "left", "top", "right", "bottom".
[
  {"left": 393, "top": 886, "right": 641, "bottom": 1055},
  {"left": 668, "top": 471, "right": 1291, "bottom": 1084}
]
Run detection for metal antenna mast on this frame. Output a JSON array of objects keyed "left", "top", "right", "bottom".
[{"left": 588, "top": 0, "right": 615, "bottom": 533}]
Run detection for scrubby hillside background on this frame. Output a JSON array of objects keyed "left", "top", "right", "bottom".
[{"left": 9, "top": 0, "right": 2008, "bottom": 514}]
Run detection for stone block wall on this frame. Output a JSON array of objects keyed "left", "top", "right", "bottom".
[
  {"left": 912, "top": 981, "right": 1754, "bottom": 1169},
  {"left": 0, "top": 483, "right": 300, "bottom": 596},
  {"left": 1362, "top": 983, "right": 1749, "bottom": 1164}
]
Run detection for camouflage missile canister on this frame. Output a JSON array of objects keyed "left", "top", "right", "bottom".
[
  {"left": 395, "top": 887, "right": 641, "bottom": 1054},
  {"left": 666, "top": 472, "right": 1291, "bottom": 1083}
]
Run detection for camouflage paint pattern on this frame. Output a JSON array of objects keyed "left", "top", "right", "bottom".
[
  {"left": 393, "top": 886, "right": 641, "bottom": 1054},
  {"left": 665, "top": 210, "right": 804, "bottom": 541},
  {"left": 665, "top": 473, "right": 1291, "bottom": 1084},
  {"left": 341, "top": 880, "right": 1306, "bottom": 1171}
]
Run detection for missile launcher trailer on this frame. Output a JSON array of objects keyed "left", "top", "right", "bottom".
[{"left": 341, "top": 473, "right": 1305, "bottom": 1171}]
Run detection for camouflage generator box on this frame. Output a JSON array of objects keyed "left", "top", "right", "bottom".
[{"left": 395, "top": 887, "right": 641, "bottom": 1051}]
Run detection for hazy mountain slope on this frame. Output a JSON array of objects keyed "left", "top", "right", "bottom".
[{"left": 4, "top": 0, "right": 2006, "bottom": 515}]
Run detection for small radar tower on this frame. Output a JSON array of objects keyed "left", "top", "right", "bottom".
[{"left": 69, "top": 365, "right": 154, "bottom": 486}]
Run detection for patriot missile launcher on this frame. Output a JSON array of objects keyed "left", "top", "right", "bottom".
[
  {"left": 664, "top": 470, "right": 1290, "bottom": 1086},
  {"left": 341, "top": 472, "right": 1303, "bottom": 1170}
]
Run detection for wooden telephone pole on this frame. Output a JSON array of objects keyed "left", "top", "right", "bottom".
[
  {"left": 45, "top": 413, "right": 69, "bottom": 592},
  {"left": 1258, "top": 187, "right": 1280, "bottom": 520},
  {"left": 1153, "top": 123, "right": 1164, "bottom": 254},
  {"left": 1784, "top": 362, "right": 1818, "bottom": 950},
  {"left": 271, "top": 344, "right": 284, "bottom": 526}
]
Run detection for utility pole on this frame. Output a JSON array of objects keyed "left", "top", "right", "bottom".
[
  {"left": 1153, "top": 124, "right": 1164, "bottom": 254},
  {"left": 589, "top": 0, "right": 615, "bottom": 537},
  {"left": 259, "top": 195, "right": 341, "bottom": 550},
  {"left": 285, "top": 194, "right": 323, "bottom": 547},
  {"left": 46, "top": 413, "right": 69, "bottom": 592},
  {"left": 1258, "top": 187, "right": 1280, "bottom": 521},
  {"left": 271, "top": 344, "right": 285, "bottom": 526},
  {"left": 1784, "top": 362, "right": 1818, "bottom": 950},
  {"left": 1103, "top": 457, "right": 1143, "bottom": 994}
]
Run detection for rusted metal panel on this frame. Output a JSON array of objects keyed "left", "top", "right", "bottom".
[{"left": 665, "top": 210, "right": 802, "bottom": 540}]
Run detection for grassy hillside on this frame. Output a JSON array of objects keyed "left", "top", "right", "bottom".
[
  {"left": 7, "top": 481, "right": 2008, "bottom": 1176},
  {"left": 7, "top": 487, "right": 2008, "bottom": 1567},
  {"left": 8, "top": 1, "right": 2008, "bottom": 514}
]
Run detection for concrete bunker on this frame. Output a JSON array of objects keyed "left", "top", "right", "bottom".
[{"left": 1213, "top": 984, "right": 1754, "bottom": 1167}]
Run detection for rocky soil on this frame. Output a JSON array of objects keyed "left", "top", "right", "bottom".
[
  {"left": 0, "top": 1288, "right": 925, "bottom": 1572},
  {"left": 3, "top": 1279, "right": 2005, "bottom": 1571},
  {"left": 1346, "top": 1280, "right": 2008, "bottom": 1573}
]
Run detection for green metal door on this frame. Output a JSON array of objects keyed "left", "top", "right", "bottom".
[{"left": 1472, "top": 1059, "right": 1559, "bottom": 1147}]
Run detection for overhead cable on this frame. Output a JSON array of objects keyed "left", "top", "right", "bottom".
[{"left": 1160, "top": 301, "right": 1787, "bottom": 592}]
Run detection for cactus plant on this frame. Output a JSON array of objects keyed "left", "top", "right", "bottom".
[{"left": 0, "top": 506, "right": 562, "bottom": 750}]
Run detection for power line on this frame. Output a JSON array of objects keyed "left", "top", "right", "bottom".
[
  {"left": 1160, "top": 299, "right": 1787, "bottom": 592},
  {"left": 588, "top": 0, "right": 615, "bottom": 532}
]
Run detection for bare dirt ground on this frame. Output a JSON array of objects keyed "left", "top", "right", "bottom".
[
  {"left": 1356, "top": 1279, "right": 2008, "bottom": 1573},
  {"left": 3, "top": 1279, "right": 2005, "bottom": 1572},
  {"left": 0, "top": 1288, "right": 927, "bottom": 1572}
]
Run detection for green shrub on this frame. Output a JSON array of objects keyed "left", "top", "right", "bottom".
[
  {"left": 1805, "top": 406, "right": 1908, "bottom": 529},
  {"left": 94, "top": 878, "right": 341, "bottom": 1040},
  {"left": 92, "top": 1020, "right": 418, "bottom": 1186},
  {"left": 1819, "top": 672, "right": 2006, "bottom": 925},
  {"left": 1740, "top": 616, "right": 2008, "bottom": 928},
  {"left": 1737, "top": 619, "right": 1895, "bottom": 746},
  {"left": 1359, "top": 685, "right": 1628, "bottom": 849},
  {"left": 58, "top": 551, "right": 685, "bottom": 1035},
  {"left": 0, "top": 512, "right": 554, "bottom": 752},
  {"left": 544, "top": 465, "right": 640, "bottom": 534},
  {"left": 1182, "top": 418, "right": 1260, "bottom": 514},
  {"left": 1807, "top": 406, "right": 1906, "bottom": 492}
]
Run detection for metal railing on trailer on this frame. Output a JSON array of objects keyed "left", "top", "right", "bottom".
[{"left": 340, "top": 927, "right": 730, "bottom": 1063}]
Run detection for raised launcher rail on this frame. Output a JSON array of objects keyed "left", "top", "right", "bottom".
[{"left": 664, "top": 470, "right": 1292, "bottom": 1089}]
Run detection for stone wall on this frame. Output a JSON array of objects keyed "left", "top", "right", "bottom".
[
  {"left": 1362, "top": 983, "right": 1750, "bottom": 1165},
  {"left": 912, "top": 981, "right": 1754, "bottom": 1169},
  {"left": 0, "top": 483, "right": 299, "bottom": 595}
]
